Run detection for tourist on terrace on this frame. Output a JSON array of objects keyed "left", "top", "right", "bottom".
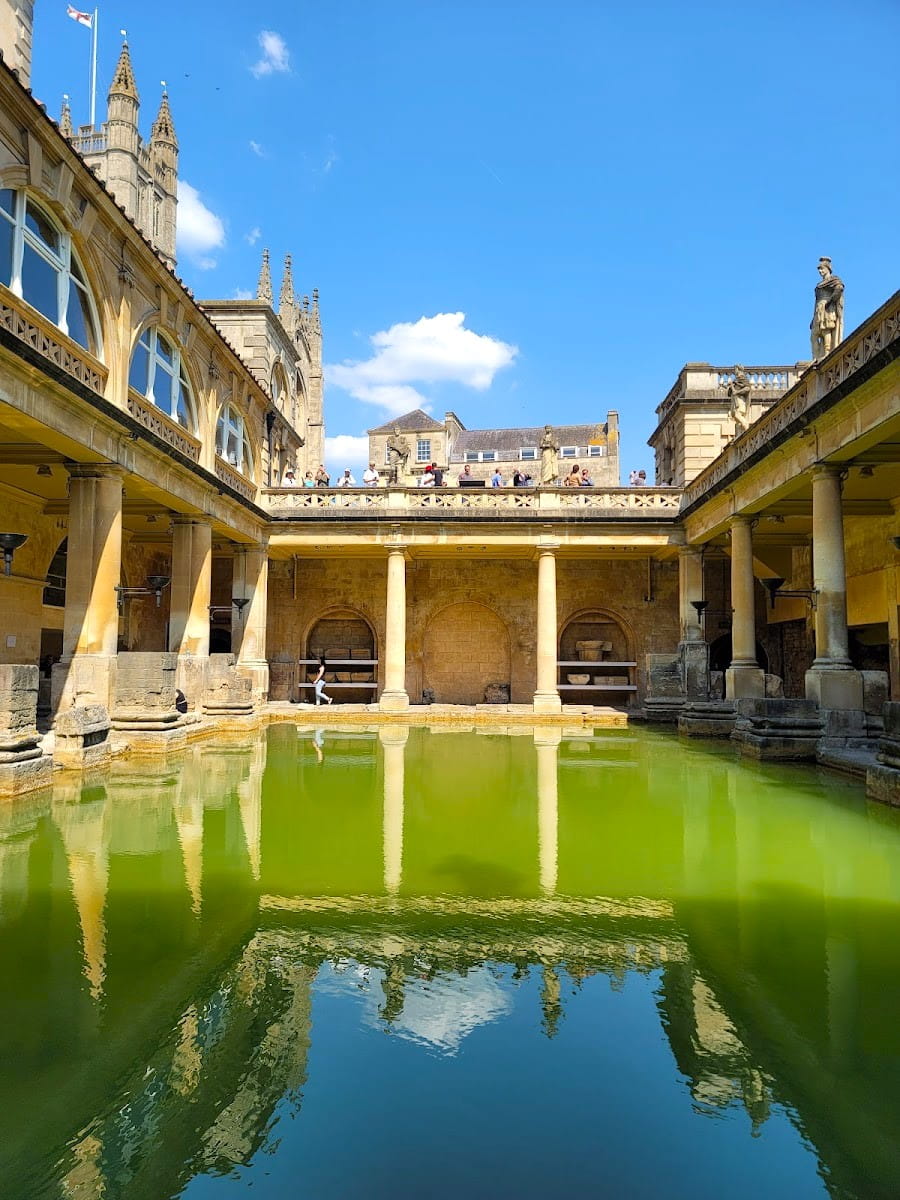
[
  {"left": 303, "top": 470, "right": 315, "bottom": 488},
  {"left": 363, "top": 462, "right": 381, "bottom": 486},
  {"left": 580, "top": 466, "right": 593, "bottom": 486},
  {"left": 419, "top": 464, "right": 436, "bottom": 486},
  {"left": 315, "top": 464, "right": 330, "bottom": 486},
  {"left": 281, "top": 466, "right": 297, "bottom": 486},
  {"left": 458, "top": 463, "right": 475, "bottom": 485},
  {"left": 491, "top": 467, "right": 503, "bottom": 487},
  {"left": 336, "top": 468, "right": 357, "bottom": 487},
  {"left": 432, "top": 463, "right": 444, "bottom": 486},
  {"left": 563, "top": 464, "right": 582, "bottom": 486}
]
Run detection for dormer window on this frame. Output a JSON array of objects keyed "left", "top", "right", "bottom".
[
  {"left": 129, "top": 326, "right": 196, "bottom": 431},
  {"left": 0, "top": 190, "right": 101, "bottom": 355}
]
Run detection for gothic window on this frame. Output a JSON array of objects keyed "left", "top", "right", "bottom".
[
  {"left": 0, "top": 190, "right": 101, "bottom": 354},
  {"left": 215, "top": 402, "right": 254, "bottom": 477},
  {"left": 129, "top": 327, "right": 197, "bottom": 431}
]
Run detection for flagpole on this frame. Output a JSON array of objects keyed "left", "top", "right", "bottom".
[{"left": 89, "top": 9, "right": 98, "bottom": 127}]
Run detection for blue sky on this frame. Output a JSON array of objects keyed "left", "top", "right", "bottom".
[{"left": 34, "top": 0, "right": 900, "bottom": 480}]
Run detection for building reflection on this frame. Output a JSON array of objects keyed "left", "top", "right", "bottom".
[{"left": 0, "top": 724, "right": 899, "bottom": 1197}]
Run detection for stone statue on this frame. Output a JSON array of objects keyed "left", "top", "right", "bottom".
[
  {"left": 386, "top": 428, "right": 410, "bottom": 482},
  {"left": 810, "top": 257, "right": 844, "bottom": 360},
  {"left": 727, "top": 364, "right": 752, "bottom": 431},
  {"left": 539, "top": 425, "right": 559, "bottom": 485}
]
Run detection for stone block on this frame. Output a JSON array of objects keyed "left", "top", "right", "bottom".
[
  {"left": 112, "top": 652, "right": 182, "bottom": 731},
  {"left": 725, "top": 666, "right": 766, "bottom": 699},
  {"left": 861, "top": 672, "right": 889, "bottom": 736},
  {"left": 764, "top": 674, "right": 784, "bottom": 698},
  {"left": 643, "top": 696, "right": 685, "bottom": 723},
  {"left": 646, "top": 653, "right": 683, "bottom": 698},
  {"left": 805, "top": 666, "right": 864, "bottom": 711},
  {"left": 0, "top": 755, "right": 52, "bottom": 797},
  {"left": 679, "top": 641, "right": 709, "bottom": 699},
  {"left": 483, "top": 683, "right": 511, "bottom": 704},
  {"left": 54, "top": 704, "right": 111, "bottom": 769},
  {"left": 0, "top": 663, "right": 40, "bottom": 736},
  {"left": 876, "top": 702, "right": 900, "bottom": 770},
  {"left": 866, "top": 763, "right": 900, "bottom": 808},
  {"left": 731, "top": 698, "right": 823, "bottom": 761},
  {"left": 174, "top": 654, "right": 209, "bottom": 712},
  {"left": 678, "top": 701, "right": 737, "bottom": 738},
  {"left": 203, "top": 653, "right": 254, "bottom": 716}
]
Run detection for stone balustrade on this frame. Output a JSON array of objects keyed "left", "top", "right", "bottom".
[
  {"left": 127, "top": 389, "right": 202, "bottom": 463},
  {"left": 0, "top": 285, "right": 107, "bottom": 394},
  {"left": 262, "top": 486, "right": 682, "bottom": 520},
  {"left": 215, "top": 456, "right": 258, "bottom": 503}
]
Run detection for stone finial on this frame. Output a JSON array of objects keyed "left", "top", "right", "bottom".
[
  {"left": 108, "top": 38, "right": 139, "bottom": 102},
  {"left": 256, "top": 248, "right": 273, "bottom": 305},
  {"left": 59, "top": 93, "right": 73, "bottom": 138},
  {"left": 312, "top": 287, "right": 320, "bottom": 328},
  {"left": 279, "top": 253, "right": 296, "bottom": 331},
  {"left": 151, "top": 86, "right": 177, "bottom": 147}
]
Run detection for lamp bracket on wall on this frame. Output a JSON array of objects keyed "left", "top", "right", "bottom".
[
  {"left": 115, "top": 575, "right": 170, "bottom": 614},
  {"left": 207, "top": 597, "right": 251, "bottom": 622},
  {"left": 0, "top": 533, "right": 28, "bottom": 576},
  {"left": 761, "top": 577, "right": 818, "bottom": 610}
]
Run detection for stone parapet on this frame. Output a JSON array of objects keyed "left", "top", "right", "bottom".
[
  {"left": 731, "top": 698, "right": 823, "bottom": 761},
  {"left": 678, "top": 701, "right": 737, "bottom": 739}
]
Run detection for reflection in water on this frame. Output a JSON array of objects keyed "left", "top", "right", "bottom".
[{"left": 1, "top": 725, "right": 899, "bottom": 1198}]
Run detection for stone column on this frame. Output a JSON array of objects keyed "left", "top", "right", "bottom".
[
  {"left": 534, "top": 728, "right": 560, "bottom": 893},
  {"left": 805, "top": 465, "right": 863, "bottom": 711},
  {"left": 534, "top": 543, "right": 562, "bottom": 713},
  {"left": 679, "top": 544, "right": 710, "bottom": 699},
  {"left": 168, "top": 518, "right": 212, "bottom": 709},
  {"left": 380, "top": 544, "right": 410, "bottom": 711},
  {"left": 53, "top": 466, "right": 124, "bottom": 713},
  {"left": 725, "top": 516, "right": 765, "bottom": 699},
  {"left": 233, "top": 543, "right": 269, "bottom": 701},
  {"left": 380, "top": 727, "right": 408, "bottom": 892}
]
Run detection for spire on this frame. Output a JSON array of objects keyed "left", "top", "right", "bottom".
[
  {"left": 59, "top": 94, "right": 73, "bottom": 138},
  {"left": 312, "top": 287, "right": 321, "bottom": 331},
  {"left": 151, "top": 85, "right": 177, "bottom": 147},
  {"left": 256, "top": 248, "right": 273, "bottom": 305},
  {"left": 109, "top": 38, "right": 139, "bottom": 103},
  {"left": 279, "top": 254, "right": 295, "bottom": 315}
]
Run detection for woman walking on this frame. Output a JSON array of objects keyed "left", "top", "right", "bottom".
[{"left": 313, "top": 657, "right": 333, "bottom": 706}]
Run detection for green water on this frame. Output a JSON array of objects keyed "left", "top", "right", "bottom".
[{"left": 2, "top": 725, "right": 900, "bottom": 1200}]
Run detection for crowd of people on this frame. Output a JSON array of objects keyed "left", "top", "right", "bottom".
[{"left": 277, "top": 462, "right": 650, "bottom": 487}]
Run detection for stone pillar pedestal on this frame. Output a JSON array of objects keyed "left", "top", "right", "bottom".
[
  {"left": 52, "top": 466, "right": 124, "bottom": 714},
  {"left": 203, "top": 653, "right": 254, "bottom": 717},
  {"left": 866, "top": 702, "right": 900, "bottom": 807},
  {"left": 0, "top": 665, "right": 51, "bottom": 796},
  {"left": 54, "top": 705, "right": 111, "bottom": 771},
  {"left": 111, "top": 653, "right": 187, "bottom": 751},
  {"left": 725, "top": 516, "right": 765, "bottom": 699},
  {"left": 233, "top": 544, "right": 269, "bottom": 702},
  {"left": 731, "top": 698, "right": 823, "bottom": 761},
  {"left": 380, "top": 545, "right": 410, "bottom": 711},
  {"left": 169, "top": 518, "right": 212, "bottom": 711},
  {"left": 678, "top": 545, "right": 704, "bottom": 642},
  {"left": 534, "top": 544, "right": 562, "bottom": 714}
]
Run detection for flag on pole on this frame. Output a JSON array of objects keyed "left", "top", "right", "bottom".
[{"left": 66, "top": 5, "right": 93, "bottom": 28}]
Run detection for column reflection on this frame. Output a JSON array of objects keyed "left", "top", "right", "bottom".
[
  {"left": 534, "top": 728, "right": 560, "bottom": 895},
  {"left": 380, "top": 726, "right": 409, "bottom": 894}
]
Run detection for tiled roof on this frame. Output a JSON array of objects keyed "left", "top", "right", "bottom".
[
  {"left": 451, "top": 422, "right": 609, "bottom": 458},
  {"left": 367, "top": 409, "right": 445, "bottom": 434}
]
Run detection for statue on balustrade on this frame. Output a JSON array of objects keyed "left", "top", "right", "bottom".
[
  {"left": 727, "top": 364, "right": 753, "bottom": 431},
  {"left": 539, "top": 425, "right": 560, "bottom": 485},
  {"left": 810, "top": 257, "right": 844, "bottom": 360},
  {"left": 386, "top": 428, "right": 411, "bottom": 483}
]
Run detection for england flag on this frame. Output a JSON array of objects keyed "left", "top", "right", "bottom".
[{"left": 66, "top": 6, "right": 93, "bottom": 28}]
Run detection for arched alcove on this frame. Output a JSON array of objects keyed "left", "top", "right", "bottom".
[
  {"left": 305, "top": 609, "right": 377, "bottom": 703},
  {"left": 558, "top": 608, "right": 635, "bottom": 703},
  {"left": 422, "top": 602, "right": 511, "bottom": 704}
]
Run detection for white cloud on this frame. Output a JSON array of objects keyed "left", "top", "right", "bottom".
[
  {"left": 324, "top": 434, "right": 371, "bottom": 478},
  {"left": 177, "top": 181, "right": 225, "bottom": 269},
  {"left": 232, "top": 288, "right": 253, "bottom": 300},
  {"left": 326, "top": 312, "right": 518, "bottom": 417},
  {"left": 249, "top": 140, "right": 266, "bottom": 158},
  {"left": 245, "top": 226, "right": 262, "bottom": 246},
  {"left": 250, "top": 30, "right": 290, "bottom": 78}
]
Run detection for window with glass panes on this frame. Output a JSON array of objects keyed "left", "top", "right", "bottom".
[
  {"left": 129, "top": 327, "right": 196, "bottom": 430},
  {"left": 215, "top": 403, "right": 254, "bottom": 477},
  {"left": 0, "top": 190, "right": 100, "bottom": 353},
  {"left": 416, "top": 439, "right": 431, "bottom": 462}
]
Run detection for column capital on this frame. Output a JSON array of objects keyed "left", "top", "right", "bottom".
[
  {"left": 678, "top": 543, "right": 704, "bottom": 558},
  {"left": 67, "top": 463, "right": 126, "bottom": 482},
  {"left": 729, "top": 514, "right": 753, "bottom": 531},
  {"left": 171, "top": 514, "right": 213, "bottom": 528},
  {"left": 809, "top": 462, "right": 843, "bottom": 480}
]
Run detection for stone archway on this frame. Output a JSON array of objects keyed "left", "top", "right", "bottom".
[{"left": 422, "top": 602, "right": 511, "bottom": 705}]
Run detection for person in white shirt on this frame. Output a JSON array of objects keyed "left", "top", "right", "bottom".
[
  {"left": 363, "top": 462, "right": 380, "bottom": 486},
  {"left": 419, "top": 465, "right": 435, "bottom": 487},
  {"left": 335, "top": 468, "right": 357, "bottom": 487},
  {"left": 280, "top": 466, "right": 297, "bottom": 486}
]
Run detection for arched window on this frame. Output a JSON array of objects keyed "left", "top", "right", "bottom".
[
  {"left": 129, "top": 326, "right": 196, "bottom": 431},
  {"left": 216, "top": 402, "right": 254, "bottom": 477},
  {"left": 0, "top": 190, "right": 101, "bottom": 354}
]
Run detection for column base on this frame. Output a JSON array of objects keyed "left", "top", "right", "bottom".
[
  {"left": 237, "top": 659, "right": 270, "bottom": 702},
  {"left": 679, "top": 640, "right": 710, "bottom": 699},
  {"left": 725, "top": 666, "right": 765, "bottom": 699},
  {"left": 379, "top": 689, "right": 410, "bottom": 712},
  {"left": 175, "top": 654, "right": 210, "bottom": 712},
  {"left": 533, "top": 691, "right": 563, "bottom": 714},
  {"left": 52, "top": 654, "right": 116, "bottom": 714},
  {"left": 805, "top": 666, "right": 864, "bottom": 711}
]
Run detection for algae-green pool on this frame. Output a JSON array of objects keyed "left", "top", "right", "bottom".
[{"left": 2, "top": 725, "right": 900, "bottom": 1199}]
